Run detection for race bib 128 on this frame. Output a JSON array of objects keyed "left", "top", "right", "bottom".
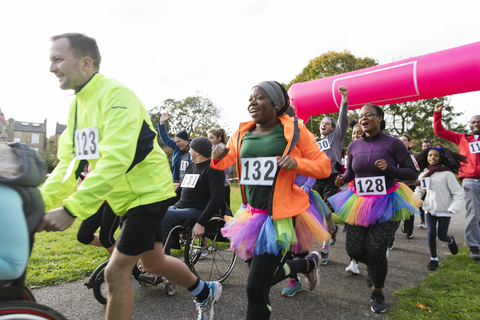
[
  {"left": 240, "top": 157, "right": 277, "bottom": 186},
  {"left": 75, "top": 127, "right": 100, "bottom": 160},
  {"left": 355, "top": 176, "right": 387, "bottom": 196}
]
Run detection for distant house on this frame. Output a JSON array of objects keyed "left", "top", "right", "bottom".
[
  {"left": 55, "top": 122, "right": 67, "bottom": 145},
  {"left": 0, "top": 118, "right": 47, "bottom": 153}
]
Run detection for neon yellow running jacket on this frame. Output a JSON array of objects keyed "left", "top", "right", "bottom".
[{"left": 41, "top": 73, "right": 175, "bottom": 220}]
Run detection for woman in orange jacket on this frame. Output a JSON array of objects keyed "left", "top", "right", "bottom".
[{"left": 211, "top": 81, "right": 332, "bottom": 320}]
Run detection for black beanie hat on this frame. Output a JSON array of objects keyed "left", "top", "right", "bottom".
[
  {"left": 190, "top": 137, "right": 212, "bottom": 158},
  {"left": 175, "top": 130, "right": 189, "bottom": 141}
]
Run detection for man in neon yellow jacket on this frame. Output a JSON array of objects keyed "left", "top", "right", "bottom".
[{"left": 38, "top": 33, "right": 221, "bottom": 320}]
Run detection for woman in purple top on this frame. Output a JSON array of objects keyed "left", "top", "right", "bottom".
[{"left": 330, "top": 104, "right": 421, "bottom": 314}]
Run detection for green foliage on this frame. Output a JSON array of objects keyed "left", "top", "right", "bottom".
[
  {"left": 388, "top": 246, "right": 480, "bottom": 319},
  {"left": 287, "top": 50, "right": 378, "bottom": 140},
  {"left": 150, "top": 94, "right": 228, "bottom": 140},
  {"left": 39, "top": 136, "right": 58, "bottom": 173},
  {"left": 383, "top": 97, "right": 467, "bottom": 153}
]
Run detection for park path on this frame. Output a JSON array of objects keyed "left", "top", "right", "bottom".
[{"left": 34, "top": 205, "right": 466, "bottom": 319}]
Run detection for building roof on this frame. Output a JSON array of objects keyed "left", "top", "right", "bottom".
[
  {"left": 56, "top": 123, "right": 67, "bottom": 134},
  {"left": 14, "top": 121, "right": 45, "bottom": 133}
]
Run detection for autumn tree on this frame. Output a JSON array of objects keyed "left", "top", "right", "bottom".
[
  {"left": 40, "top": 135, "right": 59, "bottom": 173},
  {"left": 150, "top": 94, "right": 229, "bottom": 158},
  {"left": 383, "top": 97, "right": 466, "bottom": 153},
  {"left": 286, "top": 50, "right": 378, "bottom": 146}
]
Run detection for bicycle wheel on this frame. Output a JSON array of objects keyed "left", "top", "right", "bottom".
[
  {"left": 89, "top": 261, "right": 109, "bottom": 305},
  {"left": 0, "top": 301, "right": 66, "bottom": 320},
  {"left": 184, "top": 218, "right": 236, "bottom": 283}
]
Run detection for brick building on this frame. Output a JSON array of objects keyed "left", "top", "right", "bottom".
[{"left": 0, "top": 118, "right": 47, "bottom": 153}]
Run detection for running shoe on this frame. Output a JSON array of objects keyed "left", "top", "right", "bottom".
[
  {"left": 329, "top": 224, "right": 339, "bottom": 245},
  {"left": 448, "top": 235, "right": 458, "bottom": 255},
  {"left": 345, "top": 260, "right": 359, "bottom": 275},
  {"left": 371, "top": 290, "right": 387, "bottom": 313},
  {"left": 195, "top": 281, "right": 222, "bottom": 320},
  {"left": 470, "top": 248, "right": 480, "bottom": 260},
  {"left": 418, "top": 222, "right": 427, "bottom": 229},
  {"left": 303, "top": 251, "right": 320, "bottom": 291},
  {"left": 320, "top": 248, "right": 329, "bottom": 265},
  {"left": 427, "top": 260, "right": 438, "bottom": 271},
  {"left": 281, "top": 278, "right": 302, "bottom": 297}
]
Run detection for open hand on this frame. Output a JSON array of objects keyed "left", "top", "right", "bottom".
[{"left": 159, "top": 112, "right": 170, "bottom": 125}]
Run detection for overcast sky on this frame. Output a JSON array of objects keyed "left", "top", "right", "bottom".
[{"left": 1, "top": 0, "right": 479, "bottom": 137}]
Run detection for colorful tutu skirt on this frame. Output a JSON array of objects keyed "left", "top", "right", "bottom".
[
  {"left": 222, "top": 190, "right": 331, "bottom": 260},
  {"left": 328, "top": 182, "right": 421, "bottom": 227}
]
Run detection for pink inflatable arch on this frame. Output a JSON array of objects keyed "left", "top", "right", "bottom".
[{"left": 288, "top": 41, "right": 480, "bottom": 122}]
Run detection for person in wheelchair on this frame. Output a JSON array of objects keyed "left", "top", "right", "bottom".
[
  {"left": 162, "top": 136, "right": 226, "bottom": 256},
  {"left": 0, "top": 138, "right": 46, "bottom": 294}
]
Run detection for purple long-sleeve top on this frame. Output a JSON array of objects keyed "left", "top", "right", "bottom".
[
  {"left": 343, "top": 131, "right": 417, "bottom": 189},
  {"left": 294, "top": 174, "right": 316, "bottom": 191}
]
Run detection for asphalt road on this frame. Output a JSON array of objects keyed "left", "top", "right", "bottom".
[{"left": 33, "top": 205, "right": 466, "bottom": 320}]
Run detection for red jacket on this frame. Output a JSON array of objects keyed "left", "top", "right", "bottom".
[
  {"left": 211, "top": 114, "right": 331, "bottom": 220},
  {"left": 434, "top": 112, "right": 480, "bottom": 179}
]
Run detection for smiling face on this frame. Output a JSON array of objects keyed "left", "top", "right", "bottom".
[
  {"left": 248, "top": 87, "right": 277, "bottom": 126},
  {"left": 427, "top": 149, "right": 442, "bottom": 166},
  {"left": 320, "top": 119, "right": 335, "bottom": 137},
  {"left": 174, "top": 137, "right": 189, "bottom": 150},
  {"left": 352, "top": 125, "right": 363, "bottom": 141},
  {"left": 208, "top": 132, "right": 221, "bottom": 146},
  {"left": 49, "top": 37, "right": 91, "bottom": 91},
  {"left": 470, "top": 116, "right": 480, "bottom": 135},
  {"left": 358, "top": 105, "right": 382, "bottom": 136}
]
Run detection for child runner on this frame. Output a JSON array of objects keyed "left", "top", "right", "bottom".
[{"left": 414, "top": 146, "right": 466, "bottom": 270}]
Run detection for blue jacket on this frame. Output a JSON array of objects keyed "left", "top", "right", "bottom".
[{"left": 157, "top": 123, "right": 191, "bottom": 181}]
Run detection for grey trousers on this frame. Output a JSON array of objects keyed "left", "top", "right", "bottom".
[{"left": 463, "top": 179, "right": 480, "bottom": 250}]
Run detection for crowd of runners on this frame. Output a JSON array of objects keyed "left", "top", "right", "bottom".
[{"left": 1, "top": 32, "right": 479, "bottom": 320}]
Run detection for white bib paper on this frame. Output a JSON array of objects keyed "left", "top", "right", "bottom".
[
  {"left": 181, "top": 174, "right": 200, "bottom": 188},
  {"left": 240, "top": 157, "right": 277, "bottom": 186},
  {"left": 468, "top": 141, "right": 480, "bottom": 154},
  {"left": 75, "top": 127, "right": 100, "bottom": 160},
  {"left": 355, "top": 176, "right": 387, "bottom": 196},
  {"left": 317, "top": 139, "right": 331, "bottom": 151},
  {"left": 420, "top": 177, "right": 431, "bottom": 190}
]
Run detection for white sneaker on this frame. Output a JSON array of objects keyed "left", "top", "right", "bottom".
[
  {"left": 193, "top": 249, "right": 209, "bottom": 259},
  {"left": 418, "top": 222, "right": 427, "bottom": 229},
  {"left": 195, "top": 281, "right": 222, "bottom": 320},
  {"left": 345, "top": 260, "right": 359, "bottom": 275}
]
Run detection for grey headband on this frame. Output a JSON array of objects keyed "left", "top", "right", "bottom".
[{"left": 253, "top": 81, "right": 285, "bottom": 110}]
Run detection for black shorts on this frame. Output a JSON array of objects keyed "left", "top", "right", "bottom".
[
  {"left": 116, "top": 198, "right": 173, "bottom": 256},
  {"left": 314, "top": 173, "right": 339, "bottom": 214}
]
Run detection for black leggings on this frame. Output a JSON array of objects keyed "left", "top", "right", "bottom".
[
  {"left": 345, "top": 220, "right": 400, "bottom": 289},
  {"left": 246, "top": 253, "right": 308, "bottom": 320},
  {"left": 77, "top": 203, "right": 119, "bottom": 248},
  {"left": 426, "top": 213, "right": 452, "bottom": 258}
]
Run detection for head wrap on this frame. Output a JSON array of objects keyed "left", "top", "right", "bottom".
[
  {"left": 253, "top": 81, "right": 286, "bottom": 110},
  {"left": 190, "top": 137, "right": 212, "bottom": 158},
  {"left": 175, "top": 130, "right": 189, "bottom": 141}
]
